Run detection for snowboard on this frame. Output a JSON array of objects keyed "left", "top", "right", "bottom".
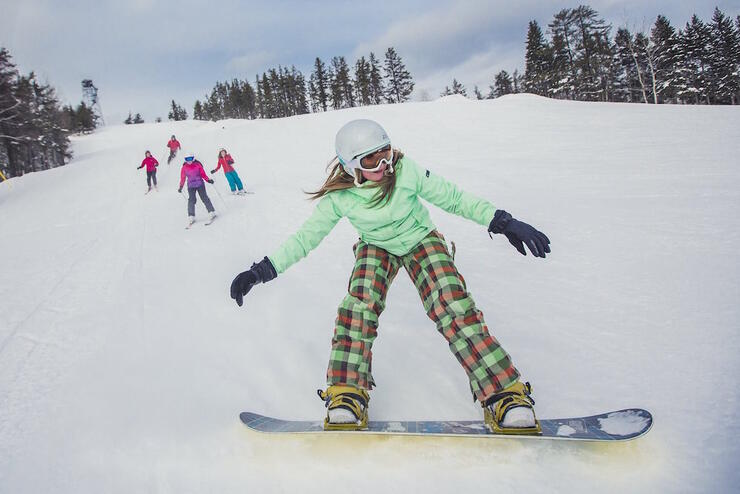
[{"left": 239, "top": 408, "right": 652, "bottom": 441}]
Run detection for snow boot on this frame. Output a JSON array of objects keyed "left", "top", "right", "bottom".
[
  {"left": 483, "top": 381, "right": 541, "bottom": 435},
  {"left": 209, "top": 211, "right": 217, "bottom": 221},
  {"left": 317, "top": 384, "right": 369, "bottom": 431},
  {"left": 187, "top": 216, "right": 195, "bottom": 226}
]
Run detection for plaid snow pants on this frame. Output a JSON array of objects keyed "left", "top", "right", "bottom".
[{"left": 326, "top": 230, "right": 520, "bottom": 403}]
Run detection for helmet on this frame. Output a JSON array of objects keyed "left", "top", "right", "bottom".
[{"left": 335, "top": 119, "right": 391, "bottom": 174}]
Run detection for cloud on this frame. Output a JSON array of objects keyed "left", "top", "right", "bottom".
[{"left": 226, "top": 51, "right": 277, "bottom": 77}]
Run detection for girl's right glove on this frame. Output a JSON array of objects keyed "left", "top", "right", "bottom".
[
  {"left": 488, "top": 209, "right": 551, "bottom": 258},
  {"left": 230, "top": 257, "right": 278, "bottom": 306}
]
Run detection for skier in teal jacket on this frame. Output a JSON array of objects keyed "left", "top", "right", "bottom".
[{"left": 230, "top": 119, "right": 550, "bottom": 434}]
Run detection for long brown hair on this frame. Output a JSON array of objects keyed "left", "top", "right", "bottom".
[{"left": 307, "top": 149, "right": 404, "bottom": 208}]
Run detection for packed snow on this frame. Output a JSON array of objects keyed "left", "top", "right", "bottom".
[{"left": 0, "top": 94, "right": 738, "bottom": 492}]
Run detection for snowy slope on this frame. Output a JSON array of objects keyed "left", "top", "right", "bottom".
[{"left": 0, "top": 95, "right": 738, "bottom": 493}]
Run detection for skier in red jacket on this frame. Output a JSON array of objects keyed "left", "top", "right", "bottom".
[
  {"left": 137, "top": 150, "right": 159, "bottom": 192},
  {"left": 167, "top": 135, "right": 181, "bottom": 164}
]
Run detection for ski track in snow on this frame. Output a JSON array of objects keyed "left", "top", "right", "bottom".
[{"left": 0, "top": 95, "right": 739, "bottom": 493}]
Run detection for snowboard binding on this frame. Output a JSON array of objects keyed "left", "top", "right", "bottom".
[
  {"left": 483, "top": 381, "right": 542, "bottom": 435},
  {"left": 317, "top": 385, "right": 369, "bottom": 431}
]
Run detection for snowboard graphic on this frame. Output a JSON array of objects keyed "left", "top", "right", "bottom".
[{"left": 240, "top": 408, "right": 652, "bottom": 441}]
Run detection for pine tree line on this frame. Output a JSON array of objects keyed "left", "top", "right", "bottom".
[
  {"left": 0, "top": 47, "right": 74, "bottom": 179},
  {"left": 189, "top": 47, "right": 414, "bottom": 121},
  {"left": 521, "top": 6, "right": 739, "bottom": 104}
]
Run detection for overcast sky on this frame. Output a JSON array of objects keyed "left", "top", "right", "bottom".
[{"left": 1, "top": 0, "right": 737, "bottom": 124}]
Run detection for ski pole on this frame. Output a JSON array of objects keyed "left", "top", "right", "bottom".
[{"left": 208, "top": 180, "right": 228, "bottom": 210}]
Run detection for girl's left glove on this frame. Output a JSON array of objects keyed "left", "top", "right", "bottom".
[
  {"left": 230, "top": 257, "right": 278, "bottom": 307},
  {"left": 488, "top": 209, "right": 551, "bottom": 258}
]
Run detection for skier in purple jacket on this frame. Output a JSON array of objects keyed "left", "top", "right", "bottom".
[{"left": 178, "top": 153, "right": 216, "bottom": 226}]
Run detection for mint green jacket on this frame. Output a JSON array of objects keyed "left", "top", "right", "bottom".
[{"left": 268, "top": 157, "right": 496, "bottom": 274}]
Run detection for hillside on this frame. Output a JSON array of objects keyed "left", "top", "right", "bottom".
[{"left": 1, "top": 95, "right": 738, "bottom": 492}]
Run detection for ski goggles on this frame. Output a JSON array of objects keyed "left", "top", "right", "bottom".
[{"left": 345, "top": 146, "right": 394, "bottom": 173}]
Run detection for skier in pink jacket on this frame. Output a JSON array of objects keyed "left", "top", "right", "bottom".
[
  {"left": 178, "top": 153, "right": 216, "bottom": 226},
  {"left": 137, "top": 150, "right": 159, "bottom": 192}
]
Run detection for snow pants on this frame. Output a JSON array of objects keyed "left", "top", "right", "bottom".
[
  {"left": 326, "top": 230, "right": 520, "bottom": 403},
  {"left": 146, "top": 170, "right": 157, "bottom": 187},
  {"left": 187, "top": 185, "right": 215, "bottom": 216},
  {"left": 225, "top": 170, "right": 243, "bottom": 192}
]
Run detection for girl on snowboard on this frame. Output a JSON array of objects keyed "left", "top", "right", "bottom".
[
  {"left": 229, "top": 120, "right": 550, "bottom": 434},
  {"left": 211, "top": 148, "right": 246, "bottom": 194},
  {"left": 178, "top": 153, "right": 216, "bottom": 226},
  {"left": 137, "top": 150, "right": 159, "bottom": 192}
]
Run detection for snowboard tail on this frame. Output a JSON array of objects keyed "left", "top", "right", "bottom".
[{"left": 239, "top": 408, "right": 652, "bottom": 441}]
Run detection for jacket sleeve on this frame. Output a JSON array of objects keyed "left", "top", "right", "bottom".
[
  {"left": 411, "top": 159, "right": 495, "bottom": 227},
  {"left": 268, "top": 195, "right": 342, "bottom": 274},
  {"left": 153, "top": 158, "right": 159, "bottom": 166},
  {"left": 198, "top": 164, "right": 209, "bottom": 181},
  {"left": 213, "top": 159, "right": 222, "bottom": 173},
  {"left": 179, "top": 167, "right": 186, "bottom": 188}
]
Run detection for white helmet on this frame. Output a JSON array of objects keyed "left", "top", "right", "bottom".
[{"left": 335, "top": 119, "right": 391, "bottom": 175}]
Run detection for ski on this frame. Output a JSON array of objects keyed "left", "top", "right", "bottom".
[{"left": 239, "top": 408, "right": 652, "bottom": 442}]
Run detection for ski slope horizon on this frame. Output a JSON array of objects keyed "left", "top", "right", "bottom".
[{"left": 1, "top": 94, "right": 738, "bottom": 492}]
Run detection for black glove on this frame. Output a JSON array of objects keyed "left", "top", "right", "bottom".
[
  {"left": 178, "top": 187, "right": 182, "bottom": 193},
  {"left": 207, "top": 178, "right": 214, "bottom": 184},
  {"left": 137, "top": 165, "right": 143, "bottom": 169},
  {"left": 488, "top": 209, "right": 551, "bottom": 258},
  {"left": 230, "top": 256, "right": 278, "bottom": 307},
  {"left": 210, "top": 169, "right": 217, "bottom": 174}
]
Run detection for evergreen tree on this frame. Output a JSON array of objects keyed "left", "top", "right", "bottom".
[
  {"left": 353, "top": 56, "right": 372, "bottom": 106},
  {"left": 523, "top": 20, "right": 552, "bottom": 95},
  {"left": 571, "top": 5, "right": 612, "bottom": 101},
  {"left": 309, "top": 57, "right": 330, "bottom": 112},
  {"left": 133, "top": 113, "right": 144, "bottom": 124},
  {"left": 440, "top": 86, "right": 452, "bottom": 97},
  {"left": 614, "top": 27, "right": 649, "bottom": 102},
  {"left": 193, "top": 100, "right": 205, "bottom": 120},
  {"left": 255, "top": 74, "right": 265, "bottom": 118},
  {"left": 491, "top": 70, "right": 514, "bottom": 98},
  {"left": 548, "top": 9, "right": 578, "bottom": 99},
  {"left": 473, "top": 85, "right": 484, "bottom": 100},
  {"left": 124, "top": 111, "right": 133, "bottom": 124},
  {"left": 72, "top": 102, "right": 97, "bottom": 133},
  {"left": 450, "top": 78, "right": 467, "bottom": 96},
  {"left": 168, "top": 99, "right": 188, "bottom": 121},
  {"left": 368, "top": 52, "right": 385, "bottom": 104},
  {"left": 651, "top": 15, "right": 681, "bottom": 103},
  {"left": 708, "top": 7, "right": 740, "bottom": 104},
  {"left": 512, "top": 69, "right": 523, "bottom": 93},
  {"left": 383, "top": 47, "right": 414, "bottom": 103},
  {"left": 289, "top": 66, "right": 309, "bottom": 115},
  {"left": 330, "top": 56, "right": 354, "bottom": 109},
  {"left": 0, "top": 48, "right": 71, "bottom": 178}
]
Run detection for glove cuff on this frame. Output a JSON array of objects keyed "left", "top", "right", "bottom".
[
  {"left": 251, "top": 256, "right": 278, "bottom": 283},
  {"left": 488, "top": 209, "right": 513, "bottom": 234}
]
